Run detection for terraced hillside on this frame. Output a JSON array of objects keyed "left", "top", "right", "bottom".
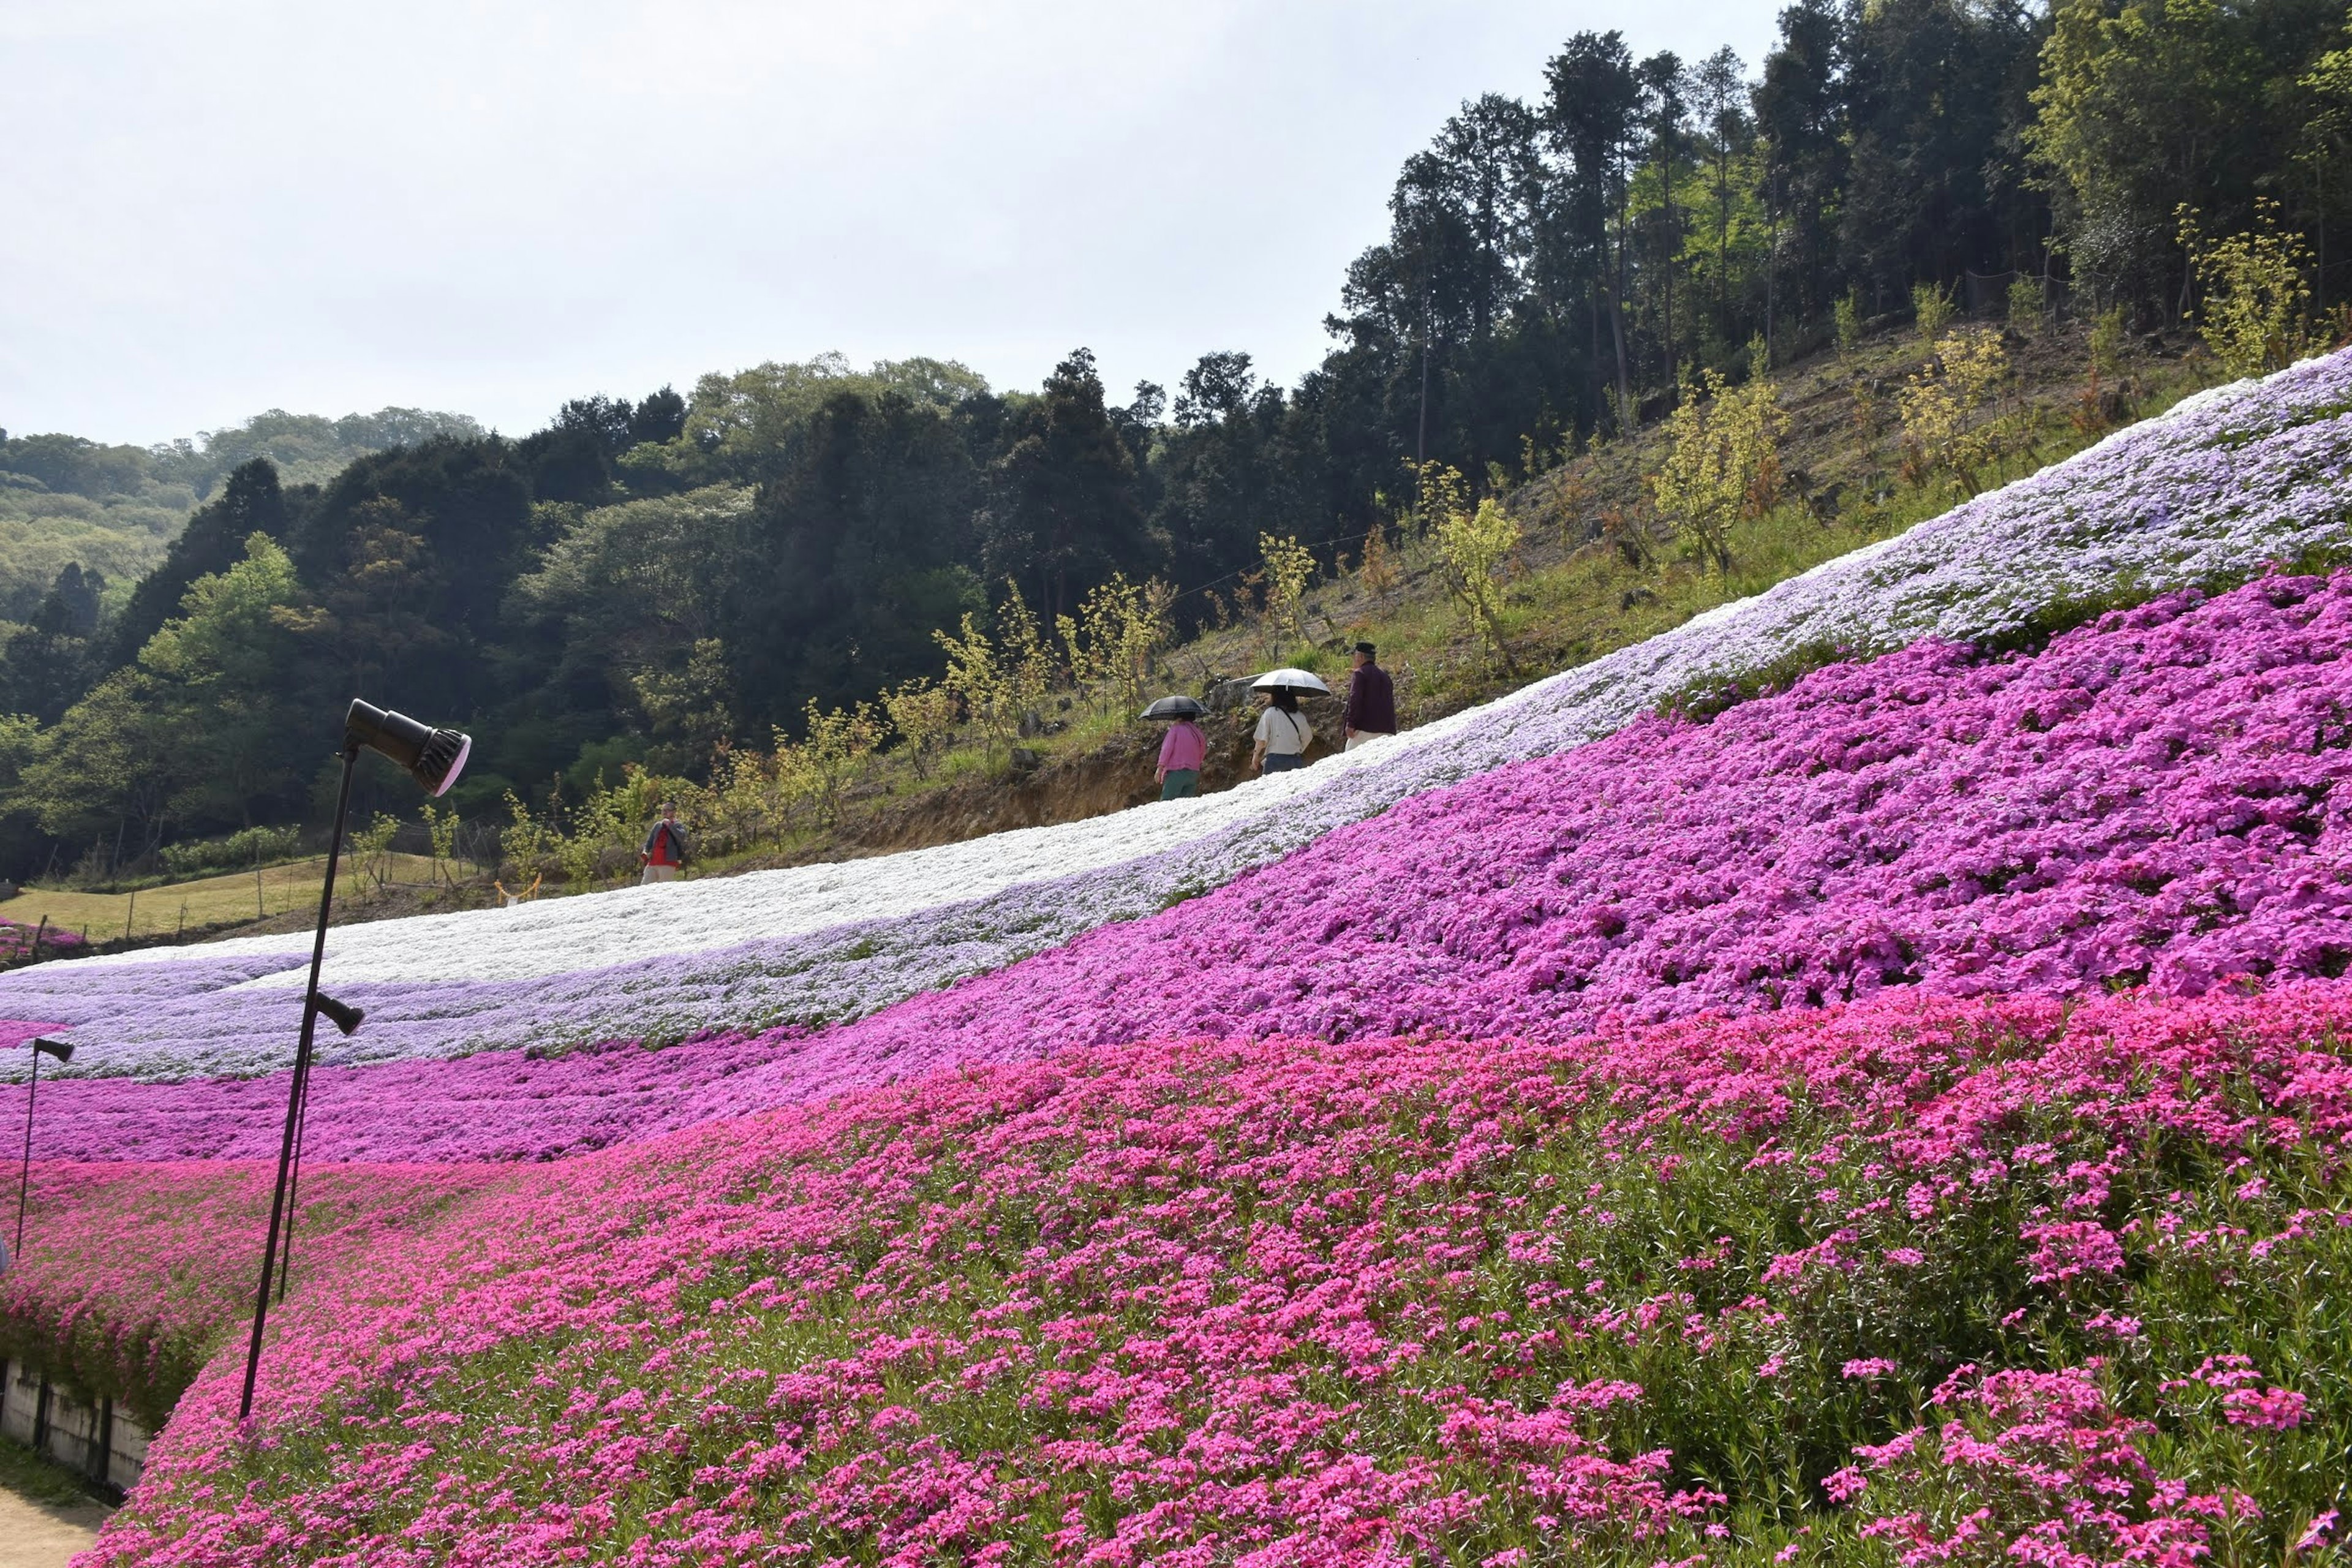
[{"left": 2, "top": 349, "right": 2350, "bottom": 1565}]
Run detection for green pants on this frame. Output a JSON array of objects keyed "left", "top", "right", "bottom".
[{"left": 1160, "top": 769, "right": 1199, "bottom": 800}]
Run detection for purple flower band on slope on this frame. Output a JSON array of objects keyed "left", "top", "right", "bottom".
[{"left": 20, "top": 571, "right": 2352, "bottom": 1166}]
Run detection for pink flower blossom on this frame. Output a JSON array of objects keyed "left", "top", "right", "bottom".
[
  {"left": 2020, "top": 1221, "right": 2126, "bottom": 1285},
  {"left": 2222, "top": 1387, "right": 2308, "bottom": 1429}
]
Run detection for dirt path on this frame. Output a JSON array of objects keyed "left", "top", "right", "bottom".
[{"left": 0, "top": 1489, "right": 108, "bottom": 1568}]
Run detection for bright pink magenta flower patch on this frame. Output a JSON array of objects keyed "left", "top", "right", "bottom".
[{"left": 13, "top": 980, "right": 2345, "bottom": 1566}]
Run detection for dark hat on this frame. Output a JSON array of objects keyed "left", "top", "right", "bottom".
[{"left": 1354, "top": 641, "right": 1377, "bottom": 658}]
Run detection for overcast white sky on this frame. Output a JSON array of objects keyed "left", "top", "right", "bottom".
[{"left": 3, "top": 1, "right": 1781, "bottom": 447}]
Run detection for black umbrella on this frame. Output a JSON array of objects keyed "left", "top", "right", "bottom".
[{"left": 1142, "top": 695, "right": 1207, "bottom": 720}]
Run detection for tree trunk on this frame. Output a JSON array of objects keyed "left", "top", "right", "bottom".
[
  {"left": 1661, "top": 153, "right": 1676, "bottom": 395},
  {"left": 1613, "top": 165, "right": 1635, "bottom": 427},
  {"left": 1417, "top": 333, "right": 1431, "bottom": 469},
  {"left": 1591, "top": 292, "right": 1604, "bottom": 428},
  {"left": 1717, "top": 150, "right": 1730, "bottom": 347},
  {"left": 1610, "top": 299, "right": 1633, "bottom": 429}
]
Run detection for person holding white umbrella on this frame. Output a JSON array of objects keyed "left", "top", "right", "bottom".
[{"left": 1249, "top": 668, "right": 1327, "bottom": 775}]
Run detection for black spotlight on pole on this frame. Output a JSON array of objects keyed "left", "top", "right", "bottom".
[
  {"left": 309, "top": 993, "right": 367, "bottom": 1038},
  {"left": 10, "top": 1035, "right": 74, "bottom": 1268},
  {"left": 238, "top": 701, "right": 470, "bottom": 1422},
  {"left": 344, "top": 702, "right": 472, "bottom": 798}
]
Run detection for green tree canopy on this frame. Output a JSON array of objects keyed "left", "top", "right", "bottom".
[
  {"left": 2031, "top": 0, "right": 2345, "bottom": 307},
  {"left": 978, "top": 350, "right": 1155, "bottom": 622}
]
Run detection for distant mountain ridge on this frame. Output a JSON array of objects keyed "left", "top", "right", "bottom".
[{"left": 0, "top": 406, "right": 481, "bottom": 623}]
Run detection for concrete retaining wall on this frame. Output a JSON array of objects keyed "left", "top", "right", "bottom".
[{"left": 0, "top": 1359, "right": 147, "bottom": 1495}]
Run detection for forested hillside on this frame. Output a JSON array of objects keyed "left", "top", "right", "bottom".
[{"left": 3, "top": 0, "right": 2347, "bottom": 887}]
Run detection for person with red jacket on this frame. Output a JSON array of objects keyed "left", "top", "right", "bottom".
[
  {"left": 639, "top": 802, "right": 688, "bottom": 884},
  {"left": 1342, "top": 641, "right": 1396, "bottom": 750}
]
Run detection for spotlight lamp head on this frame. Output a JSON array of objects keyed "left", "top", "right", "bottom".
[
  {"left": 344, "top": 700, "right": 472, "bottom": 797},
  {"left": 310, "top": 992, "right": 365, "bottom": 1037},
  {"left": 29, "top": 1036, "right": 72, "bottom": 1063}
]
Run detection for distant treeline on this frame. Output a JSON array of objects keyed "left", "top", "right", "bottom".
[
  {"left": 0, "top": 408, "right": 484, "bottom": 622},
  {"left": 2, "top": 0, "right": 2345, "bottom": 878}
]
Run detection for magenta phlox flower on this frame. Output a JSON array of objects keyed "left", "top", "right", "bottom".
[
  {"left": 2, "top": 973, "right": 2337, "bottom": 1566},
  {"left": 2019, "top": 1221, "right": 2128, "bottom": 1286},
  {"left": 1845, "top": 1365, "right": 2242, "bottom": 1567}
]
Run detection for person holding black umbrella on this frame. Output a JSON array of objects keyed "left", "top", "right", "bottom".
[{"left": 1142, "top": 696, "right": 1208, "bottom": 799}]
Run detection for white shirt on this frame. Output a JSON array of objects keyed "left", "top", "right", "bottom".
[{"left": 1254, "top": 707, "right": 1313, "bottom": 755}]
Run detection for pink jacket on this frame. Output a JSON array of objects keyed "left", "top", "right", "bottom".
[{"left": 1157, "top": 722, "right": 1207, "bottom": 773}]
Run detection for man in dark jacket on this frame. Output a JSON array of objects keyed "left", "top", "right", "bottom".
[{"left": 1342, "top": 641, "right": 1396, "bottom": 750}]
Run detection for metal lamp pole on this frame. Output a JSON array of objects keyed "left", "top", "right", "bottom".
[
  {"left": 235, "top": 700, "right": 468, "bottom": 1421},
  {"left": 238, "top": 741, "right": 357, "bottom": 1421},
  {"left": 13, "top": 1036, "right": 73, "bottom": 1259},
  {"left": 276, "top": 983, "right": 361, "bottom": 1306}
]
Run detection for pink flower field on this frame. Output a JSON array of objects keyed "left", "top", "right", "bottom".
[
  {"left": 6, "top": 380, "right": 2352, "bottom": 1562},
  {"left": 16, "top": 986, "right": 2352, "bottom": 1565},
  {"left": 0, "top": 919, "right": 82, "bottom": 965}
]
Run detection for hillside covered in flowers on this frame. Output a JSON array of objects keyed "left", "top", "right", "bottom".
[{"left": 4, "top": 350, "right": 2352, "bottom": 1564}]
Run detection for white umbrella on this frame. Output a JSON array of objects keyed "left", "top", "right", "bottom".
[{"left": 1251, "top": 667, "right": 1332, "bottom": 695}]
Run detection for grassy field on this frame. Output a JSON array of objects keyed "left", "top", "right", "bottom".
[
  {"left": 0, "top": 1433, "right": 102, "bottom": 1509},
  {"left": 1158, "top": 322, "right": 2217, "bottom": 735},
  {"left": 1, "top": 853, "right": 446, "bottom": 946}
]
